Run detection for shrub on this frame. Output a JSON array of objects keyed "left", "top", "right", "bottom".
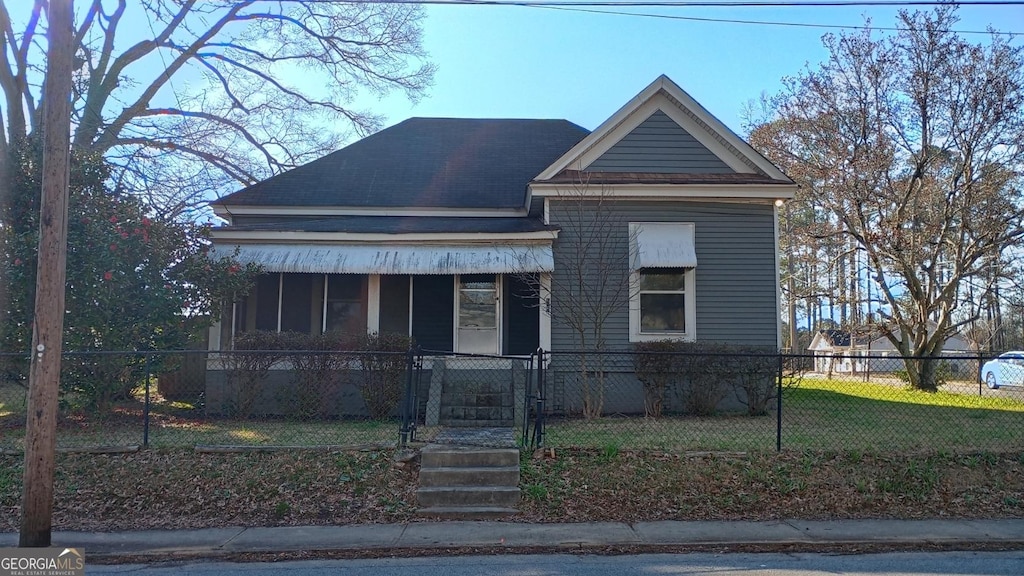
[
  {"left": 632, "top": 340, "right": 683, "bottom": 418},
  {"left": 638, "top": 341, "right": 779, "bottom": 417},
  {"left": 673, "top": 342, "right": 733, "bottom": 416},
  {"left": 350, "top": 332, "right": 413, "bottom": 419},
  {"left": 894, "top": 359, "right": 952, "bottom": 389},
  {"left": 221, "top": 330, "right": 288, "bottom": 418},
  {"left": 722, "top": 346, "right": 780, "bottom": 416},
  {"left": 282, "top": 332, "right": 349, "bottom": 419}
]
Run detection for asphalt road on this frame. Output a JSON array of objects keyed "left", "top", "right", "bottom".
[{"left": 88, "top": 551, "right": 1024, "bottom": 575}]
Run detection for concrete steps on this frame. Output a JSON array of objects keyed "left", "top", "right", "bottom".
[
  {"left": 417, "top": 443, "right": 520, "bottom": 519},
  {"left": 419, "top": 466, "right": 521, "bottom": 487},
  {"left": 440, "top": 379, "right": 514, "bottom": 427}
]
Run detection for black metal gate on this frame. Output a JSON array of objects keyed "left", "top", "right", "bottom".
[
  {"left": 521, "top": 347, "right": 546, "bottom": 450},
  {"left": 398, "top": 347, "right": 547, "bottom": 449}
]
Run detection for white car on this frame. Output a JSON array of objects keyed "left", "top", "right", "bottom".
[{"left": 981, "top": 351, "right": 1024, "bottom": 389}]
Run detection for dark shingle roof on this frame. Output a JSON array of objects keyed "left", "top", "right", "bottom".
[
  {"left": 215, "top": 118, "right": 589, "bottom": 210},
  {"left": 217, "top": 216, "right": 556, "bottom": 235},
  {"left": 821, "top": 330, "right": 851, "bottom": 347}
]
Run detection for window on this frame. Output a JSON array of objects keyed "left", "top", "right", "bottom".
[
  {"left": 638, "top": 269, "right": 686, "bottom": 333},
  {"left": 628, "top": 222, "right": 696, "bottom": 342}
]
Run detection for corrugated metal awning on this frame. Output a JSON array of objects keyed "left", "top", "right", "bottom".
[
  {"left": 629, "top": 222, "right": 697, "bottom": 270},
  {"left": 209, "top": 243, "right": 554, "bottom": 275}
]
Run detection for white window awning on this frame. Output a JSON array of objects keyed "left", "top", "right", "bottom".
[
  {"left": 629, "top": 222, "right": 697, "bottom": 270},
  {"left": 209, "top": 243, "right": 554, "bottom": 275}
]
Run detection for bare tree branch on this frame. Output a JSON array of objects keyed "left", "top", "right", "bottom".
[{"left": 1, "top": 0, "right": 434, "bottom": 215}]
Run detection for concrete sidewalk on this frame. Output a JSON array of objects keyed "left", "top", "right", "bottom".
[{"left": 3, "top": 519, "right": 1024, "bottom": 558}]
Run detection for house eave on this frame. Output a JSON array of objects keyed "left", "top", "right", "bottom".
[
  {"left": 529, "top": 183, "right": 798, "bottom": 200},
  {"left": 210, "top": 204, "right": 530, "bottom": 220},
  {"left": 210, "top": 229, "right": 559, "bottom": 243}
]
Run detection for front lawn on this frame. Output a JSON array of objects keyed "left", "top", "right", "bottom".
[{"left": 542, "top": 378, "right": 1024, "bottom": 453}]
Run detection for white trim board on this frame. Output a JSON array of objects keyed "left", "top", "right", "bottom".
[
  {"left": 530, "top": 183, "right": 796, "bottom": 200},
  {"left": 211, "top": 230, "right": 559, "bottom": 243}
]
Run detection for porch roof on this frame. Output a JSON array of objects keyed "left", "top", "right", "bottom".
[{"left": 210, "top": 243, "right": 554, "bottom": 275}]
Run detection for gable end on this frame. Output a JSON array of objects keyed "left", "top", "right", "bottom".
[
  {"left": 585, "top": 110, "right": 734, "bottom": 174},
  {"left": 659, "top": 91, "right": 766, "bottom": 176}
]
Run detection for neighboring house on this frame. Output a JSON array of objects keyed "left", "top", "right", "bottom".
[
  {"left": 808, "top": 328, "right": 974, "bottom": 376},
  {"left": 205, "top": 75, "right": 797, "bottom": 417}
]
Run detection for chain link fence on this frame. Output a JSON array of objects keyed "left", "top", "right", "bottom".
[
  {"left": 0, "top": 349, "right": 415, "bottom": 451},
  {"left": 2, "top": 348, "right": 1022, "bottom": 454},
  {"left": 530, "top": 350, "right": 1024, "bottom": 453}
]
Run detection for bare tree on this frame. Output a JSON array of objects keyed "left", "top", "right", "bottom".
[
  {"left": 521, "top": 172, "right": 635, "bottom": 418},
  {"left": 0, "top": 0, "right": 434, "bottom": 217},
  {"left": 750, "top": 6, "right": 1024, "bottom": 391}
]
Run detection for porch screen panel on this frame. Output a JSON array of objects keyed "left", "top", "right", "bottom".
[
  {"left": 503, "top": 274, "right": 539, "bottom": 355},
  {"left": 280, "top": 273, "right": 314, "bottom": 333},
  {"left": 380, "top": 275, "right": 410, "bottom": 336},
  {"left": 233, "top": 298, "right": 248, "bottom": 334},
  {"left": 412, "top": 275, "right": 454, "bottom": 352},
  {"left": 254, "top": 274, "right": 280, "bottom": 331},
  {"left": 326, "top": 274, "right": 366, "bottom": 335}
]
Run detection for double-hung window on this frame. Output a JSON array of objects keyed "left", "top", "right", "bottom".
[{"left": 628, "top": 222, "right": 697, "bottom": 342}]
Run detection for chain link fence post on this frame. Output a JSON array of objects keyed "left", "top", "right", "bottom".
[
  {"left": 978, "top": 350, "right": 984, "bottom": 397},
  {"left": 399, "top": 347, "right": 415, "bottom": 448},
  {"left": 536, "top": 347, "right": 546, "bottom": 449},
  {"left": 143, "top": 352, "right": 151, "bottom": 449},
  {"left": 776, "top": 351, "right": 784, "bottom": 452}
]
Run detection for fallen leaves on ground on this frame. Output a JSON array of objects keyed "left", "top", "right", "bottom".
[{"left": 1, "top": 448, "right": 1022, "bottom": 532}]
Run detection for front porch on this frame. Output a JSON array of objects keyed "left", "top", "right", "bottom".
[{"left": 213, "top": 271, "right": 547, "bottom": 356}]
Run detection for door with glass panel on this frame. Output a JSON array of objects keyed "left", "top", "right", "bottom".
[{"left": 457, "top": 275, "right": 498, "bottom": 354}]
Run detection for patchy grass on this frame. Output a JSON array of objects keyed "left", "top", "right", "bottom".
[{"left": 543, "top": 415, "right": 777, "bottom": 452}]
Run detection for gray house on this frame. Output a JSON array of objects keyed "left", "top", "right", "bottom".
[{"left": 206, "top": 75, "right": 796, "bottom": 418}]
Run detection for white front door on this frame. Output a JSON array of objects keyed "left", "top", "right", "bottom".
[{"left": 457, "top": 274, "right": 498, "bottom": 354}]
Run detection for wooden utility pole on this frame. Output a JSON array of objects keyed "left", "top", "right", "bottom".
[{"left": 20, "top": 0, "right": 75, "bottom": 548}]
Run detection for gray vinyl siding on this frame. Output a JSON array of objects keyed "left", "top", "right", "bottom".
[
  {"left": 585, "top": 111, "right": 734, "bottom": 174},
  {"left": 547, "top": 200, "right": 779, "bottom": 351}
]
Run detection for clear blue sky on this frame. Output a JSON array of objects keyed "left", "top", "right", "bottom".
[
  {"left": 360, "top": 3, "right": 1024, "bottom": 135},
  {"left": 5, "top": 2, "right": 1022, "bottom": 140}
]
